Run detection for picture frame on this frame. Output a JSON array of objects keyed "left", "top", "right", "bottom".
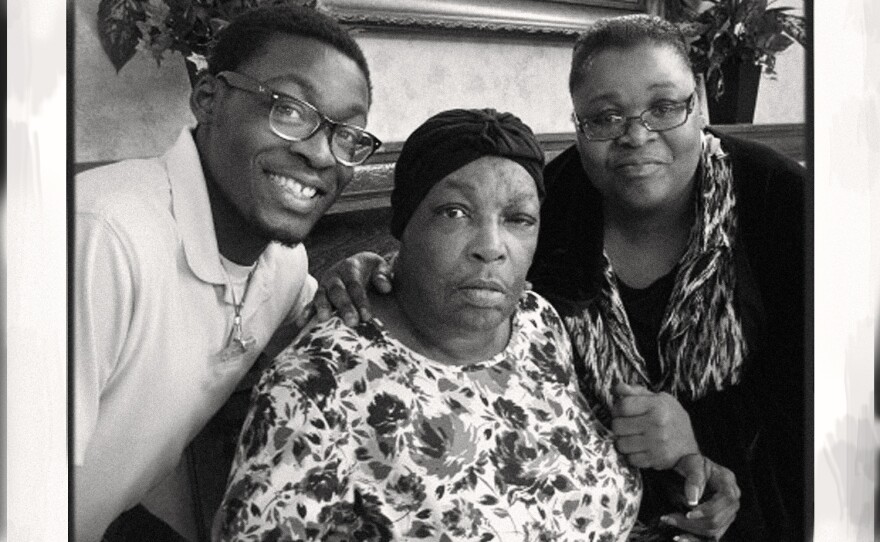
[{"left": 317, "top": 0, "right": 644, "bottom": 37}]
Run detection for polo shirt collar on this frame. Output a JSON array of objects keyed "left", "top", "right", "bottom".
[{"left": 163, "top": 128, "right": 227, "bottom": 286}]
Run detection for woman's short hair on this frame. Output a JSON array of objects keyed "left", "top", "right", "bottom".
[
  {"left": 569, "top": 14, "right": 693, "bottom": 92},
  {"left": 207, "top": 4, "right": 372, "bottom": 100}
]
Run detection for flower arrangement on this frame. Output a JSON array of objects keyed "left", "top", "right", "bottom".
[
  {"left": 97, "top": 0, "right": 313, "bottom": 74},
  {"left": 665, "top": 0, "right": 806, "bottom": 99}
]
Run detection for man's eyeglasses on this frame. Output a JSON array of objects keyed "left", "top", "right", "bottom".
[
  {"left": 217, "top": 71, "right": 382, "bottom": 166},
  {"left": 573, "top": 93, "right": 696, "bottom": 142}
]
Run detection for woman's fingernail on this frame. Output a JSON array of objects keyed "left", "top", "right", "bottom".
[
  {"left": 686, "top": 509, "right": 704, "bottom": 520},
  {"left": 660, "top": 515, "right": 673, "bottom": 525},
  {"left": 686, "top": 487, "right": 700, "bottom": 506}
]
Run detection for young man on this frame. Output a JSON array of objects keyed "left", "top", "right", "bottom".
[{"left": 73, "top": 5, "right": 380, "bottom": 541}]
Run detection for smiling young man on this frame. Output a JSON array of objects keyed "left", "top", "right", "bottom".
[{"left": 73, "top": 5, "right": 380, "bottom": 541}]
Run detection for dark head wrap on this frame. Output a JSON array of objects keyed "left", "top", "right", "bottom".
[{"left": 390, "top": 108, "right": 545, "bottom": 239}]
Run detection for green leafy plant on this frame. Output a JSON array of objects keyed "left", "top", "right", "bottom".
[
  {"left": 665, "top": 0, "right": 806, "bottom": 99},
  {"left": 97, "top": 0, "right": 313, "bottom": 73}
]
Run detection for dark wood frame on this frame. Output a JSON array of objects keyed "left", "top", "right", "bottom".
[{"left": 316, "top": 0, "right": 643, "bottom": 37}]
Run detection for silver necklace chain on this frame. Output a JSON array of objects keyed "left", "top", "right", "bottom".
[{"left": 227, "top": 261, "right": 259, "bottom": 349}]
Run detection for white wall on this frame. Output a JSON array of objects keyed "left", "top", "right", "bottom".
[
  {"left": 752, "top": 0, "right": 806, "bottom": 123},
  {"left": 74, "top": 0, "right": 194, "bottom": 163}
]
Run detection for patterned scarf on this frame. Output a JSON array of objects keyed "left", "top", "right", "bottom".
[{"left": 566, "top": 132, "right": 747, "bottom": 420}]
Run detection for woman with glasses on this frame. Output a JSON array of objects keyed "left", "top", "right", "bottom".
[
  {"left": 526, "top": 15, "right": 807, "bottom": 541},
  {"left": 317, "top": 14, "right": 805, "bottom": 542}
]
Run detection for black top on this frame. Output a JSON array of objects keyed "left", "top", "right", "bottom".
[
  {"left": 528, "top": 131, "right": 807, "bottom": 541},
  {"left": 617, "top": 270, "right": 677, "bottom": 386}
]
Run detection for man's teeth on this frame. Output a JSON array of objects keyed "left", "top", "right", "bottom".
[{"left": 269, "top": 173, "right": 318, "bottom": 199}]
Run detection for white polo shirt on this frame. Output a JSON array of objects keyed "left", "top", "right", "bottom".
[{"left": 74, "top": 129, "right": 316, "bottom": 541}]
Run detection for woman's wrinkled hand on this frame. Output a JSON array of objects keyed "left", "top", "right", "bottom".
[
  {"left": 295, "top": 251, "right": 394, "bottom": 329},
  {"left": 661, "top": 454, "right": 741, "bottom": 541},
  {"left": 610, "top": 382, "right": 700, "bottom": 470}
]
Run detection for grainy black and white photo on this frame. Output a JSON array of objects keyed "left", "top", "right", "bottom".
[{"left": 66, "top": 0, "right": 812, "bottom": 540}]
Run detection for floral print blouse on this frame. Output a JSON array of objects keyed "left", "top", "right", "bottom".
[{"left": 214, "top": 291, "right": 641, "bottom": 542}]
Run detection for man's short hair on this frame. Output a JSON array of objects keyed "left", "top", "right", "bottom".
[
  {"left": 569, "top": 14, "right": 693, "bottom": 92},
  {"left": 208, "top": 4, "right": 372, "bottom": 100}
]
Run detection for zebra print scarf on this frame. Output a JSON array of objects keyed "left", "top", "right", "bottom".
[{"left": 566, "top": 132, "right": 747, "bottom": 419}]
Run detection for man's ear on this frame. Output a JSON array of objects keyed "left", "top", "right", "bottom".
[{"left": 190, "top": 73, "right": 221, "bottom": 124}]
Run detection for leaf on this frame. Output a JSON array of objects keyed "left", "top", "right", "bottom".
[
  {"left": 780, "top": 15, "right": 806, "bottom": 48},
  {"left": 762, "top": 33, "right": 793, "bottom": 53},
  {"left": 97, "top": 0, "right": 145, "bottom": 72},
  {"left": 561, "top": 499, "right": 579, "bottom": 518},
  {"left": 741, "top": 0, "right": 768, "bottom": 29},
  {"left": 273, "top": 426, "right": 294, "bottom": 450},
  {"left": 271, "top": 450, "right": 284, "bottom": 466},
  {"left": 368, "top": 460, "right": 392, "bottom": 480},
  {"left": 479, "top": 494, "right": 498, "bottom": 505},
  {"left": 411, "top": 524, "right": 434, "bottom": 538}
]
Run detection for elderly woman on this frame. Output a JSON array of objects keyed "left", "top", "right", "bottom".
[
  {"left": 213, "top": 109, "right": 645, "bottom": 541},
  {"left": 315, "top": 14, "right": 803, "bottom": 542}
]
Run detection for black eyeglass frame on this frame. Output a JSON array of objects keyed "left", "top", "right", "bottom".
[
  {"left": 216, "top": 70, "right": 382, "bottom": 166},
  {"left": 573, "top": 92, "right": 697, "bottom": 142}
]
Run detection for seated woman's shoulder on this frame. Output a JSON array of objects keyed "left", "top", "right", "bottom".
[
  {"left": 271, "top": 315, "right": 388, "bottom": 379},
  {"left": 518, "top": 290, "right": 567, "bottom": 331}
]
